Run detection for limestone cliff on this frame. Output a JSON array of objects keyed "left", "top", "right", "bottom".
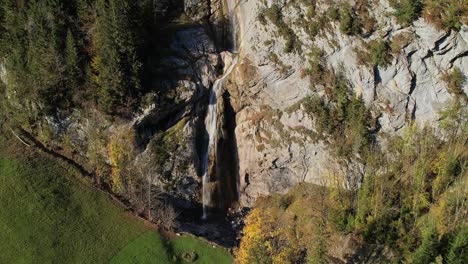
[{"left": 226, "top": 0, "right": 467, "bottom": 205}]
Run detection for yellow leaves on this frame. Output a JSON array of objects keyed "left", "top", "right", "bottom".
[
  {"left": 237, "top": 202, "right": 306, "bottom": 264},
  {"left": 237, "top": 208, "right": 273, "bottom": 264},
  {"left": 272, "top": 246, "right": 297, "bottom": 264},
  {"left": 108, "top": 126, "right": 135, "bottom": 194},
  {"left": 413, "top": 192, "right": 431, "bottom": 214},
  {"left": 429, "top": 176, "right": 468, "bottom": 237},
  {"left": 431, "top": 150, "right": 450, "bottom": 198},
  {"left": 431, "top": 197, "right": 448, "bottom": 237}
]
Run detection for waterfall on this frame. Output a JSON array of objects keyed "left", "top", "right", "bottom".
[
  {"left": 202, "top": 56, "right": 238, "bottom": 219},
  {"left": 226, "top": 0, "right": 238, "bottom": 53},
  {"left": 202, "top": 0, "right": 239, "bottom": 220}
]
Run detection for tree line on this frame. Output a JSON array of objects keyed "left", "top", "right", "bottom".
[{"left": 0, "top": 0, "right": 178, "bottom": 125}]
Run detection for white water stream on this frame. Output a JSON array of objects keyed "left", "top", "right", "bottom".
[
  {"left": 226, "top": 0, "right": 238, "bottom": 52},
  {"left": 201, "top": 0, "right": 239, "bottom": 220},
  {"left": 201, "top": 56, "right": 238, "bottom": 219}
]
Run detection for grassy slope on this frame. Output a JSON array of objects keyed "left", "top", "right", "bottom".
[
  {"left": 110, "top": 232, "right": 233, "bottom": 264},
  {"left": 0, "top": 136, "right": 233, "bottom": 263}
]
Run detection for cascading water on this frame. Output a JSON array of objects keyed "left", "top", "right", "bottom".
[
  {"left": 202, "top": 0, "right": 239, "bottom": 220},
  {"left": 226, "top": 0, "right": 238, "bottom": 52},
  {"left": 202, "top": 56, "right": 238, "bottom": 219}
]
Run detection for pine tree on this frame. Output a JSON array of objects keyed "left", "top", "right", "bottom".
[
  {"left": 446, "top": 227, "right": 468, "bottom": 264},
  {"left": 411, "top": 226, "right": 439, "bottom": 264},
  {"left": 65, "top": 29, "right": 82, "bottom": 90},
  {"left": 93, "top": 0, "right": 142, "bottom": 116}
]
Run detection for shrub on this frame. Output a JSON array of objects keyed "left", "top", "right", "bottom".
[
  {"left": 257, "top": 13, "right": 267, "bottom": 26},
  {"left": 423, "top": 0, "right": 467, "bottom": 31},
  {"left": 273, "top": 194, "right": 293, "bottom": 211},
  {"left": 264, "top": 4, "right": 281, "bottom": 25},
  {"left": 390, "top": 0, "right": 423, "bottom": 26},
  {"left": 411, "top": 226, "right": 439, "bottom": 264},
  {"left": 357, "top": 39, "right": 392, "bottom": 68},
  {"left": 369, "top": 39, "right": 392, "bottom": 67},
  {"left": 268, "top": 53, "right": 292, "bottom": 76},
  {"left": 339, "top": 4, "right": 361, "bottom": 35},
  {"left": 446, "top": 227, "right": 468, "bottom": 264},
  {"left": 442, "top": 67, "right": 466, "bottom": 97},
  {"left": 391, "top": 32, "right": 415, "bottom": 56},
  {"left": 360, "top": 12, "right": 377, "bottom": 34},
  {"left": 263, "top": 4, "right": 299, "bottom": 53},
  {"left": 329, "top": 7, "right": 340, "bottom": 20},
  {"left": 181, "top": 251, "right": 198, "bottom": 262}
]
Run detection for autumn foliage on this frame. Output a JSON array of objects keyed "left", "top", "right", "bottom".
[{"left": 108, "top": 126, "right": 136, "bottom": 194}]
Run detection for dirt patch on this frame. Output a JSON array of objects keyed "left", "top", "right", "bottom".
[{"left": 237, "top": 57, "right": 258, "bottom": 81}]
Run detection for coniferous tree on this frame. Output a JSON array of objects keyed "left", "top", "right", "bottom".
[
  {"left": 411, "top": 226, "right": 439, "bottom": 264},
  {"left": 1, "top": 0, "right": 72, "bottom": 121},
  {"left": 65, "top": 29, "right": 82, "bottom": 91},
  {"left": 446, "top": 227, "right": 468, "bottom": 264},
  {"left": 93, "top": 0, "right": 142, "bottom": 116}
]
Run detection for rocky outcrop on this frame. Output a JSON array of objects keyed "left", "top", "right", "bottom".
[
  {"left": 134, "top": 23, "right": 224, "bottom": 208},
  {"left": 228, "top": 0, "right": 467, "bottom": 205},
  {"left": 37, "top": 0, "right": 466, "bottom": 211}
]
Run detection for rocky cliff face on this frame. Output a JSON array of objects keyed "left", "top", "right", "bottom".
[
  {"left": 2, "top": 0, "right": 464, "bottom": 249},
  {"left": 34, "top": 0, "right": 466, "bottom": 215},
  {"left": 225, "top": 0, "right": 467, "bottom": 205},
  {"left": 129, "top": 0, "right": 239, "bottom": 213}
]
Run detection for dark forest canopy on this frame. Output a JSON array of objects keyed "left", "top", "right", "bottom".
[{"left": 0, "top": 0, "right": 180, "bottom": 123}]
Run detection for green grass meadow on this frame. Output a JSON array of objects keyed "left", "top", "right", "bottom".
[
  {"left": 110, "top": 232, "right": 233, "bottom": 264},
  {"left": 0, "top": 136, "right": 232, "bottom": 263}
]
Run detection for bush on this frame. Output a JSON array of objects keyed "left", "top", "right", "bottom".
[
  {"left": 329, "top": 7, "right": 340, "bottom": 20},
  {"left": 411, "top": 226, "right": 439, "bottom": 264},
  {"left": 357, "top": 39, "right": 393, "bottom": 68},
  {"left": 423, "top": 0, "right": 467, "bottom": 31},
  {"left": 339, "top": 4, "right": 361, "bottom": 35},
  {"left": 390, "top": 0, "right": 422, "bottom": 26},
  {"left": 446, "top": 227, "right": 468, "bottom": 264},
  {"left": 442, "top": 67, "right": 466, "bottom": 97},
  {"left": 273, "top": 194, "right": 293, "bottom": 210},
  {"left": 264, "top": 4, "right": 299, "bottom": 53},
  {"left": 391, "top": 32, "right": 415, "bottom": 56},
  {"left": 257, "top": 13, "right": 267, "bottom": 26},
  {"left": 181, "top": 251, "right": 198, "bottom": 262},
  {"left": 264, "top": 4, "right": 281, "bottom": 25},
  {"left": 308, "top": 14, "right": 331, "bottom": 39},
  {"left": 369, "top": 39, "right": 392, "bottom": 67}
]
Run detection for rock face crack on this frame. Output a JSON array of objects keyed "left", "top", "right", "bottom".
[
  {"left": 373, "top": 65, "right": 382, "bottom": 101},
  {"left": 433, "top": 30, "right": 452, "bottom": 52},
  {"left": 449, "top": 50, "right": 468, "bottom": 67},
  {"left": 405, "top": 70, "right": 417, "bottom": 121},
  {"left": 407, "top": 49, "right": 418, "bottom": 63}
]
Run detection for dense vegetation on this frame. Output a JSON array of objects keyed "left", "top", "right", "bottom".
[
  {"left": 0, "top": 0, "right": 466, "bottom": 262},
  {"left": 0, "top": 1, "right": 235, "bottom": 261},
  {"left": 0, "top": 0, "right": 173, "bottom": 123},
  {"left": 238, "top": 97, "right": 467, "bottom": 263},
  {"left": 0, "top": 0, "right": 192, "bottom": 233},
  {"left": 239, "top": 5, "right": 468, "bottom": 257},
  {"left": 390, "top": 0, "right": 467, "bottom": 30}
]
